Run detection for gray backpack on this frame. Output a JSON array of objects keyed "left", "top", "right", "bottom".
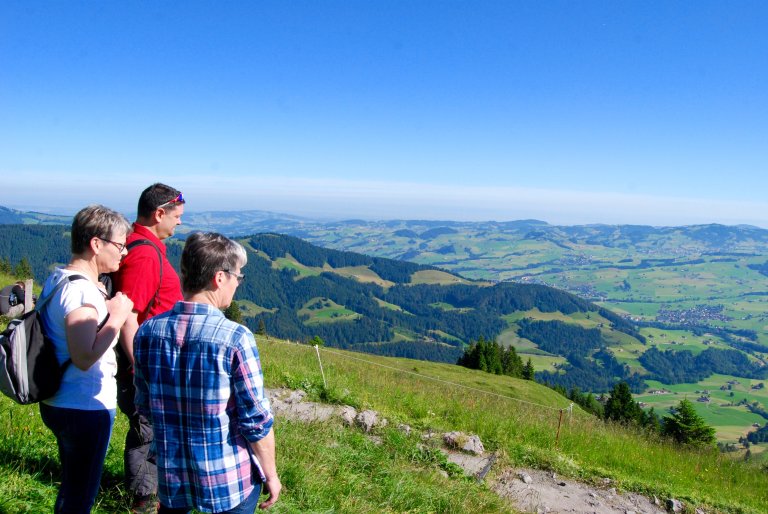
[{"left": 0, "top": 275, "right": 85, "bottom": 404}]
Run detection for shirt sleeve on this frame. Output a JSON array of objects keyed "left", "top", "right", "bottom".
[
  {"left": 231, "top": 328, "right": 273, "bottom": 442},
  {"left": 59, "top": 279, "right": 103, "bottom": 318},
  {"left": 113, "top": 246, "right": 161, "bottom": 314}
]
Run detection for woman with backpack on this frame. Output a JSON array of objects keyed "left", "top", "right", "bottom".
[{"left": 38, "top": 204, "right": 134, "bottom": 513}]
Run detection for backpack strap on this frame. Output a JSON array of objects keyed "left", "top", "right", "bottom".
[
  {"left": 35, "top": 274, "right": 88, "bottom": 312},
  {"left": 126, "top": 239, "right": 164, "bottom": 318},
  {"left": 36, "top": 274, "right": 90, "bottom": 373}
]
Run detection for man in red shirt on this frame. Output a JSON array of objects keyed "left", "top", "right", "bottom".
[{"left": 112, "top": 183, "right": 185, "bottom": 513}]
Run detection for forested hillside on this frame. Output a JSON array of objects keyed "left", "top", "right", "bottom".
[
  {"left": 1, "top": 225, "right": 642, "bottom": 374},
  {"left": 4, "top": 223, "right": 766, "bottom": 400}
]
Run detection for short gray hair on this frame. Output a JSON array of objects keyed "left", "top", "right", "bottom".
[
  {"left": 71, "top": 205, "right": 132, "bottom": 255},
  {"left": 181, "top": 232, "right": 247, "bottom": 294}
]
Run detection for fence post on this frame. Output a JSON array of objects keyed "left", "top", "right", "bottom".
[
  {"left": 555, "top": 409, "right": 564, "bottom": 448},
  {"left": 23, "top": 279, "right": 34, "bottom": 314},
  {"left": 314, "top": 344, "right": 327, "bottom": 388}
]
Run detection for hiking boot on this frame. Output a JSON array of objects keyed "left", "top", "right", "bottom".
[{"left": 131, "top": 494, "right": 159, "bottom": 514}]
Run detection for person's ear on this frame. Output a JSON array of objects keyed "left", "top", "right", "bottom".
[
  {"left": 90, "top": 236, "right": 102, "bottom": 254},
  {"left": 213, "top": 270, "right": 225, "bottom": 289},
  {"left": 153, "top": 208, "right": 165, "bottom": 224}
]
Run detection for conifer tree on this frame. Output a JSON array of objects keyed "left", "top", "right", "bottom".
[
  {"left": 638, "top": 407, "right": 662, "bottom": 433},
  {"left": 257, "top": 318, "right": 267, "bottom": 336},
  {"left": 522, "top": 358, "right": 535, "bottom": 380},
  {"left": 502, "top": 345, "right": 523, "bottom": 377},
  {"left": 662, "top": 399, "right": 716, "bottom": 447},
  {"left": 223, "top": 300, "right": 243, "bottom": 324},
  {"left": 603, "top": 381, "right": 642, "bottom": 424},
  {"left": 13, "top": 257, "right": 33, "bottom": 280},
  {"left": 0, "top": 257, "right": 11, "bottom": 275}
]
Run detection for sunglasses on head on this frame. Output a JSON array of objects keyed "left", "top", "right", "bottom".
[{"left": 157, "top": 192, "right": 185, "bottom": 210}]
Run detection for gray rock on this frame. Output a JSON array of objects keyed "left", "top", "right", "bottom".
[
  {"left": 666, "top": 498, "right": 684, "bottom": 513},
  {"left": 280, "top": 401, "right": 335, "bottom": 423},
  {"left": 337, "top": 406, "right": 357, "bottom": 426},
  {"left": 355, "top": 410, "right": 379, "bottom": 433},
  {"left": 518, "top": 471, "right": 533, "bottom": 484},
  {"left": 441, "top": 450, "right": 496, "bottom": 479},
  {"left": 397, "top": 423, "right": 412, "bottom": 436},
  {"left": 285, "top": 389, "right": 307, "bottom": 404},
  {"left": 443, "top": 431, "right": 485, "bottom": 455}
]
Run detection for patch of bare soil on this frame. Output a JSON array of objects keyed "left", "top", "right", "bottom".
[{"left": 492, "top": 468, "right": 666, "bottom": 514}]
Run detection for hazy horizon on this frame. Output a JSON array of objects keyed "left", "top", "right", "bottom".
[
  {"left": 4, "top": 192, "right": 767, "bottom": 230},
  {"left": 3, "top": 2, "right": 767, "bottom": 228}
]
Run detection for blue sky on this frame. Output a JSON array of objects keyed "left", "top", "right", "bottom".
[{"left": 2, "top": 1, "right": 767, "bottom": 226}]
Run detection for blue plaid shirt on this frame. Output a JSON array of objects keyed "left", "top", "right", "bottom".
[{"left": 134, "top": 301, "right": 273, "bottom": 512}]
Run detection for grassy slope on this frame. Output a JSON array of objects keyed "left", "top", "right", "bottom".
[
  {"left": 2, "top": 336, "right": 768, "bottom": 512},
  {"left": 263, "top": 340, "right": 768, "bottom": 513}
]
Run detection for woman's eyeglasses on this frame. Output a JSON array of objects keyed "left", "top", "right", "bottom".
[
  {"left": 222, "top": 269, "right": 245, "bottom": 284},
  {"left": 98, "top": 237, "right": 127, "bottom": 252}
]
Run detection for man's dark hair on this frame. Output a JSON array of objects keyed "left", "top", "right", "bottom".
[
  {"left": 181, "top": 232, "right": 247, "bottom": 294},
  {"left": 137, "top": 183, "right": 183, "bottom": 218}
]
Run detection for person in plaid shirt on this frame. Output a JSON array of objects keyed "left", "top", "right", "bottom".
[{"left": 133, "top": 232, "right": 281, "bottom": 513}]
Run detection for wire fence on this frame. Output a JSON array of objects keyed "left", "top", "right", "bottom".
[{"left": 263, "top": 336, "right": 574, "bottom": 418}]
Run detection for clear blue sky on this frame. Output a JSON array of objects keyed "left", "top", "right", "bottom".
[{"left": 2, "top": 1, "right": 767, "bottom": 226}]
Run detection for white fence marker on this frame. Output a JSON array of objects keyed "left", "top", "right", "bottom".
[{"left": 314, "top": 345, "right": 327, "bottom": 388}]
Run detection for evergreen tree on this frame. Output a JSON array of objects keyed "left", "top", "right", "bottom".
[
  {"left": 458, "top": 337, "right": 515, "bottom": 376},
  {"left": 662, "top": 399, "right": 716, "bottom": 447},
  {"left": 257, "top": 318, "right": 267, "bottom": 336},
  {"left": 584, "top": 392, "right": 604, "bottom": 418},
  {"left": 223, "top": 300, "right": 243, "bottom": 324},
  {"left": 0, "top": 257, "right": 11, "bottom": 275},
  {"left": 640, "top": 407, "right": 662, "bottom": 433},
  {"left": 13, "top": 257, "right": 33, "bottom": 280},
  {"left": 502, "top": 345, "right": 523, "bottom": 377},
  {"left": 603, "top": 381, "right": 642, "bottom": 424},
  {"left": 522, "top": 358, "right": 535, "bottom": 380}
]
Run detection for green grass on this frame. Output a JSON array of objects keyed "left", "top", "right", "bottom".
[
  {"left": 272, "top": 255, "right": 321, "bottom": 278},
  {"left": 299, "top": 297, "right": 361, "bottom": 324},
  {"left": 259, "top": 340, "right": 768, "bottom": 513},
  {"left": 235, "top": 299, "right": 277, "bottom": 317},
  {"left": 5, "top": 339, "right": 768, "bottom": 512}
]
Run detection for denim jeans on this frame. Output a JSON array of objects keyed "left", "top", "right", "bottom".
[
  {"left": 40, "top": 404, "right": 116, "bottom": 514},
  {"left": 157, "top": 482, "right": 262, "bottom": 514}
]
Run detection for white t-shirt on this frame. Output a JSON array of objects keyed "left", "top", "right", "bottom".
[{"left": 40, "top": 268, "right": 118, "bottom": 410}]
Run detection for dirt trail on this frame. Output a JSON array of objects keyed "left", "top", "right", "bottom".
[{"left": 268, "top": 388, "right": 681, "bottom": 513}]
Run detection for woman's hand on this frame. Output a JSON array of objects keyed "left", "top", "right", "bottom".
[{"left": 106, "top": 292, "right": 134, "bottom": 326}]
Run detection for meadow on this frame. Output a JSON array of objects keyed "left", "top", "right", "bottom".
[{"left": 4, "top": 338, "right": 768, "bottom": 513}]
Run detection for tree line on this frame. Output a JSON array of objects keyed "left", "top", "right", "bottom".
[{"left": 639, "top": 346, "right": 767, "bottom": 383}]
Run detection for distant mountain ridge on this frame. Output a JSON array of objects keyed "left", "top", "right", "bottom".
[{"left": 4, "top": 204, "right": 768, "bottom": 347}]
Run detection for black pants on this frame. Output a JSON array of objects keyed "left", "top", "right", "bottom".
[{"left": 117, "top": 376, "right": 157, "bottom": 498}]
